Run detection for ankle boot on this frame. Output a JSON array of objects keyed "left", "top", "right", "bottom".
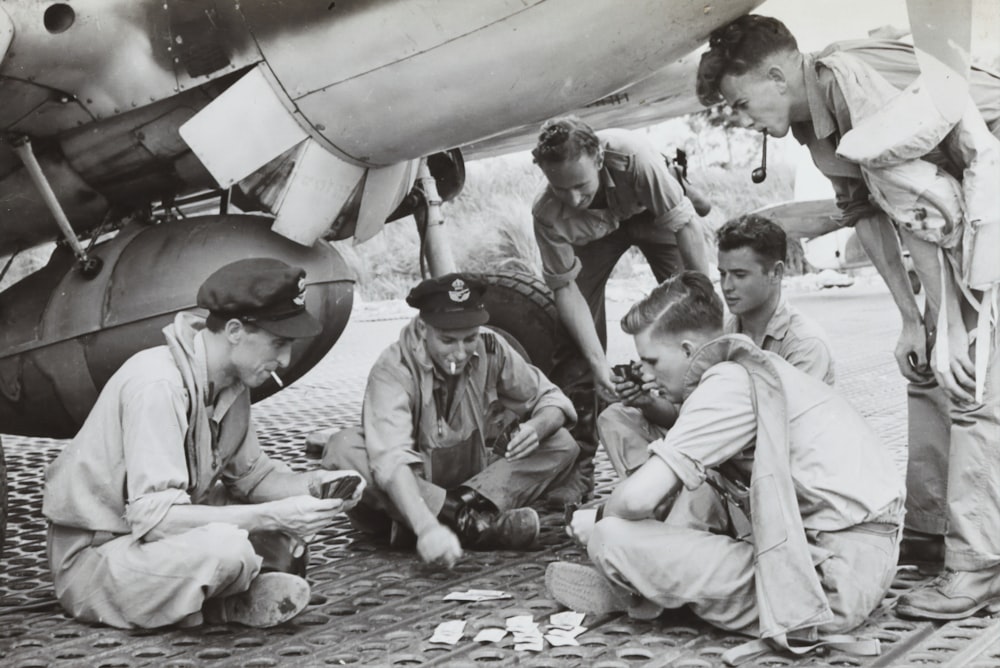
[{"left": 438, "top": 489, "right": 539, "bottom": 550}]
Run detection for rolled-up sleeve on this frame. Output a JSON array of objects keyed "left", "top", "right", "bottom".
[
  {"left": 362, "top": 357, "right": 424, "bottom": 489},
  {"left": 121, "top": 379, "right": 193, "bottom": 539},
  {"left": 533, "top": 213, "right": 582, "bottom": 290},
  {"left": 647, "top": 364, "right": 756, "bottom": 490},
  {"left": 494, "top": 337, "right": 576, "bottom": 428}
]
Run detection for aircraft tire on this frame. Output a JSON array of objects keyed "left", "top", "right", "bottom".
[
  {"left": 479, "top": 272, "right": 561, "bottom": 374},
  {"left": 1, "top": 437, "right": 6, "bottom": 558}
]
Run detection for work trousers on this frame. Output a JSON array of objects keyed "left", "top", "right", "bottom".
[
  {"left": 48, "top": 522, "right": 262, "bottom": 629},
  {"left": 588, "top": 488, "right": 900, "bottom": 635},
  {"left": 944, "top": 316, "right": 1000, "bottom": 570},
  {"left": 904, "top": 307, "right": 952, "bottom": 535},
  {"left": 597, "top": 402, "right": 665, "bottom": 478},
  {"left": 322, "top": 426, "right": 578, "bottom": 533},
  {"left": 572, "top": 213, "right": 682, "bottom": 347}
]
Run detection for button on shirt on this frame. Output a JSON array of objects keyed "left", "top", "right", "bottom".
[
  {"left": 648, "top": 357, "right": 903, "bottom": 532},
  {"left": 724, "top": 298, "right": 836, "bottom": 385},
  {"left": 533, "top": 129, "right": 697, "bottom": 289},
  {"left": 791, "top": 39, "right": 1000, "bottom": 227}
]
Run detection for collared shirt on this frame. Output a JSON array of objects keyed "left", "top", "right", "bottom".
[
  {"left": 791, "top": 39, "right": 1000, "bottom": 227},
  {"left": 724, "top": 297, "right": 835, "bottom": 385},
  {"left": 648, "top": 355, "right": 903, "bottom": 532},
  {"left": 42, "top": 320, "right": 281, "bottom": 538},
  {"left": 532, "top": 128, "right": 697, "bottom": 289},
  {"left": 362, "top": 318, "right": 576, "bottom": 489}
]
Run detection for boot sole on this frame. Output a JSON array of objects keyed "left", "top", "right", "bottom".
[
  {"left": 545, "top": 562, "right": 631, "bottom": 615},
  {"left": 225, "top": 572, "right": 311, "bottom": 627},
  {"left": 895, "top": 597, "right": 1000, "bottom": 621}
]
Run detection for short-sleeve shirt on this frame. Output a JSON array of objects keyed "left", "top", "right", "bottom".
[
  {"left": 724, "top": 297, "right": 835, "bottom": 385},
  {"left": 791, "top": 39, "right": 1000, "bottom": 227},
  {"left": 532, "top": 129, "right": 697, "bottom": 289},
  {"left": 648, "top": 356, "right": 903, "bottom": 532}
]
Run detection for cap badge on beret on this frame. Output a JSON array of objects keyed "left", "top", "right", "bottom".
[
  {"left": 448, "top": 278, "right": 470, "bottom": 303},
  {"left": 293, "top": 276, "right": 307, "bottom": 306}
]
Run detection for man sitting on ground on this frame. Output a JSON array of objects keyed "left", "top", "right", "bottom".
[
  {"left": 43, "top": 258, "right": 364, "bottom": 629},
  {"left": 597, "top": 214, "right": 834, "bottom": 481},
  {"left": 547, "top": 271, "right": 903, "bottom": 659},
  {"left": 317, "top": 274, "right": 579, "bottom": 568}
]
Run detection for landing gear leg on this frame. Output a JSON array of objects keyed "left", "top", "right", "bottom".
[{"left": 413, "top": 158, "right": 457, "bottom": 278}]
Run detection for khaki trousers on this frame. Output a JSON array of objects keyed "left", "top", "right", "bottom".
[
  {"left": 323, "top": 426, "right": 578, "bottom": 532},
  {"left": 588, "top": 492, "right": 899, "bottom": 635},
  {"left": 48, "top": 522, "right": 261, "bottom": 629}
]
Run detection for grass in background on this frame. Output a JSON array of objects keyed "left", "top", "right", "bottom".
[{"left": 341, "top": 145, "right": 796, "bottom": 301}]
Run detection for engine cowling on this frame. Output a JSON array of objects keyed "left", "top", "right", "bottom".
[{"left": 0, "top": 215, "right": 353, "bottom": 438}]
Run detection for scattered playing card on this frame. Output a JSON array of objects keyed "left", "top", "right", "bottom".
[
  {"left": 429, "top": 619, "right": 465, "bottom": 645},
  {"left": 549, "top": 611, "right": 586, "bottom": 629},
  {"left": 444, "top": 589, "right": 512, "bottom": 602},
  {"left": 544, "top": 632, "right": 580, "bottom": 647},
  {"left": 474, "top": 627, "right": 507, "bottom": 643}
]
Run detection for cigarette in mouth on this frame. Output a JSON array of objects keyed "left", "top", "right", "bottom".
[
  {"left": 270, "top": 371, "right": 284, "bottom": 387},
  {"left": 450, "top": 361, "right": 456, "bottom": 375}
]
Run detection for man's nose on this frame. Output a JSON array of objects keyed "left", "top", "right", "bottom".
[
  {"left": 277, "top": 346, "right": 293, "bottom": 368},
  {"left": 736, "top": 110, "right": 754, "bottom": 129}
]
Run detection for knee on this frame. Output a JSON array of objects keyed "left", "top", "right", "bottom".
[
  {"left": 587, "top": 517, "right": 631, "bottom": 563},
  {"left": 321, "top": 427, "right": 367, "bottom": 471},
  {"left": 192, "top": 524, "right": 260, "bottom": 576},
  {"left": 544, "top": 428, "right": 579, "bottom": 463}
]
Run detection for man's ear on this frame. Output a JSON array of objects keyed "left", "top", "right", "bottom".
[
  {"left": 414, "top": 317, "right": 426, "bottom": 336},
  {"left": 593, "top": 149, "right": 605, "bottom": 171},
  {"left": 681, "top": 339, "right": 697, "bottom": 358},
  {"left": 767, "top": 64, "right": 788, "bottom": 93},
  {"left": 224, "top": 318, "right": 245, "bottom": 343},
  {"left": 771, "top": 260, "right": 786, "bottom": 282}
]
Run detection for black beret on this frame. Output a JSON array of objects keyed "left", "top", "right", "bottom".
[
  {"left": 197, "top": 258, "right": 323, "bottom": 339},
  {"left": 406, "top": 273, "right": 490, "bottom": 329}
]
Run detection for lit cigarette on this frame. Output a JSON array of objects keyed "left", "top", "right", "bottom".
[
  {"left": 270, "top": 371, "right": 284, "bottom": 387},
  {"left": 449, "top": 361, "right": 456, "bottom": 375}
]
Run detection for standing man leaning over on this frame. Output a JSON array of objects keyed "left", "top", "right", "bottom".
[
  {"left": 547, "top": 272, "right": 903, "bottom": 660},
  {"left": 318, "top": 274, "right": 579, "bottom": 568},
  {"left": 43, "top": 258, "right": 365, "bottom": 629},
  {"left": 530, "top": 116, "right": 711, "bottom": 499},
  {"left": 695, "top": 14, "right": 1000, "bottom": 573},
  {"left": 596, "top": 213, "right": 834, "bottom": 483}
]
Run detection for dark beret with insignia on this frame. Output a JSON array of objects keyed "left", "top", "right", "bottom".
[
  {"left": 197, "top": 258, "right": 323, "bottom": 339},
  {"left": 406, "top": 273, "right": 490, "bottom": 330}
]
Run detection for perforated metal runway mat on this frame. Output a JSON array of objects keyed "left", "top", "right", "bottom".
[{"left": 4, "top": 291, "right": 1000, "bottom": 667}]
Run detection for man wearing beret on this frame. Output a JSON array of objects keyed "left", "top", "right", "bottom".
[
  {"left": 318, "top": 273, "right": 579, "bottom": 567},
  {"left": 42, "top": 258, "right": 365, "bottom": 629}
]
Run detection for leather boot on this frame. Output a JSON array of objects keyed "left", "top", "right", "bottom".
[
  {"left": 896, "top": 567, "right": 1000, "bottom": 620},
  {"left": 439, "top": 488, "right": 539, "bottom": 550},
  {"left": 204, "top": 572, "right": 311, "bottom": 627}
]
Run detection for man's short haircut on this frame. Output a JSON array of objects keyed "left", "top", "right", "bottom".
[
  {"left": 621, "top": 271, "right": 723, "bottom": 338},
  {"left": 531, "top": 116, "right": 602, "bottom": 165},
  {"left": 717, "top": 214, "right": 787, "bottom": 266},
  {"left": 696, "top": 15, "right": 799, "bottom": 106}
]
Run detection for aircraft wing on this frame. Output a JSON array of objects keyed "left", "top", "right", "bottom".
[{"left": 462, "top": 55, "right": 706, "bottom": 160}]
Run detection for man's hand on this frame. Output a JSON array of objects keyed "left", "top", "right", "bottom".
[
  {"left": 416, "top": 523, "right": 463, "bottom": 568},
  {"left": 591, "top": 364, "right": 619, "bottom": 403},
  {"left": 505, "top": 423, "right": 540, "bottom": 462},
  {"left": 934, "top": 327, "right": 977, "bottom": 404},
  {"left": 266, "top": 495, "right": 344, "bottom": 538},
  {"left": 565, "top": 507, "right": 598, "bottom": 548},
  {"left": 612, "top": 372, "right": 657, "bottom": 408},
  {"left": 309, "top": 470, "right": 366, "bottom": 511},
  {"left": 894, "top": 320, "right": 933, "bottom": 382}
]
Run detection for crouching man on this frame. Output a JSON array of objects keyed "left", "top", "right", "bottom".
[
  {"left": 42, "top": 258, "right": 365, "bottom": 629},
  {"left": 547, "top": 272, "right": 903, "bottom": 659},
  {"left": 318, "top": 274, "right": 579, "bottom": 568}
]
